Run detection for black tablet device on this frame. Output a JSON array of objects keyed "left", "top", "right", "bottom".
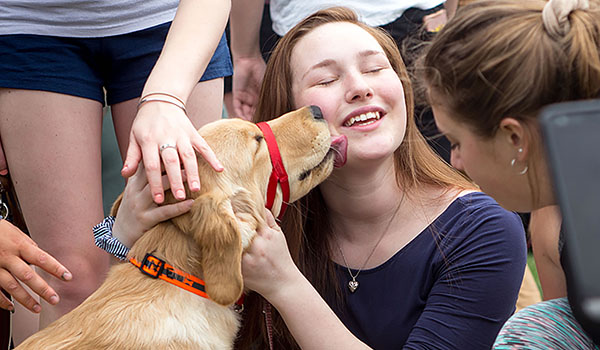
[{"left": 540, "top": 99, "right": 600, "bottom": 325}]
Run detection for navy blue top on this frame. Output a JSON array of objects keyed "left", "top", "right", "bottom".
[{"left": 326, "top": 192, "right": 527, "bottom": 349}]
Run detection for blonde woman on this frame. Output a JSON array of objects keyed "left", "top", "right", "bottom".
[{"left": 421, "top": 0, "right": 600, "bottom": 347}]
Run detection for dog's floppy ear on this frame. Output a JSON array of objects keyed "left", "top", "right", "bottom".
[{"left": 189, "top": 188, "right": 256, "bottom": 306}]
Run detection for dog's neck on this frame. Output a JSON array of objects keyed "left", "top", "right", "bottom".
[{"left": 128, "top": 221, "right": 203, "bottom": 278}]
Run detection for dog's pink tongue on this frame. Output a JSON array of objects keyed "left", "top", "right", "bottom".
[{"left": 331, "top": 135, "right": 348, "bottom": 168}]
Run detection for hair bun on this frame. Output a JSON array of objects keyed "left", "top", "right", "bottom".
[{"left": 542, "top": 0, "right": 589, "bottom": 38}]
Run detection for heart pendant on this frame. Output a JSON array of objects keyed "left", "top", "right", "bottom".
[{"left": 348, "top": 280, "right": 359, "bottom": 293}]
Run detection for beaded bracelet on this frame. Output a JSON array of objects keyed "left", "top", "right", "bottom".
[
  {"left": 137, "top": 92, "right": 187, "bottom": 115},
  {"left": 93, "top": 216, "right": 130, "bottom": 261}
]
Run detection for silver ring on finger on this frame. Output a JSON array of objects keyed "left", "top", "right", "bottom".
[{"left": 159, "top": 143, "right": 177, "bottom": 152}]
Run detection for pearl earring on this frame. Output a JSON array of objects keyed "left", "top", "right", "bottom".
[{"left": 510, "top": 148, "right": 528, "bottom": 175}]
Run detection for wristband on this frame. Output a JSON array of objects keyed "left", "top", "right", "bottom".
[
  {"left": 137, "top": 92, "right": 187, "bottom": 115},
  {"left": 93, "top": 216, "right": 130, "bottom": 261}
]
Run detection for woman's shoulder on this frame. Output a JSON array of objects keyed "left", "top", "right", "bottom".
[
  {"left": 430, "top": 190, "right": 527, "bottom": 263},
  {"left": 452, "top": 190, "right": 514, "bottom": 215},
  {"left": 409, "top": 188, "right": 512, "bottom": 232},
  {"left": 436, "top": 190, "right": 525, "bottom": 239}
]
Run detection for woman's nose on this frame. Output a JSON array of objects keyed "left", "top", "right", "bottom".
[
  {"left": 450, "top": 149, "right": 464, "bottom": 172},
  {"left": 345, "top": 73, "right": 373, "bottom": 102}
]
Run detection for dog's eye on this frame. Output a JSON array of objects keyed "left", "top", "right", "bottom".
[
  {"left": 255, "top": 135, "right": 264, "bottom": 143},
  {"left": 299, "top": 169, "right": 311, "bottom": 181}
]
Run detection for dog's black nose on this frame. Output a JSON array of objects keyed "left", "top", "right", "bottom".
[{"left": 309, "top": 105, "right": 323, "bottom": 120}]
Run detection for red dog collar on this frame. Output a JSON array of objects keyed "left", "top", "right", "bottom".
[
  {"left": 131, "top": 253, "right": 244, "bottom": 311},
  {"left": 256, "top": 122, "right": 290, "bottom": 220}
]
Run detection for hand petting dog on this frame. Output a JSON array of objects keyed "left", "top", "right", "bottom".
[{"left": 112, "top": 164, "right": 194, "bottom": 248}]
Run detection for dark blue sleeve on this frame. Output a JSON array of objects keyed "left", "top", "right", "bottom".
[{"left": 404, "top": 202, "right": 527, "bottom": 349}]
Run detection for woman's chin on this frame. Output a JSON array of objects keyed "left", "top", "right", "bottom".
[
  {"left": 348, "top": 140, "right": 400, "bottom": 161},
  {"left": 342, "top": 150, "right": 396, "bottom": 169}
]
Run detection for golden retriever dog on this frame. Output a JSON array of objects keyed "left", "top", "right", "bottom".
[{"left": 17, "top": 106, "right": 347, "bottom": 350}]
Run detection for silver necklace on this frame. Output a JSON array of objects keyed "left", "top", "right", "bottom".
[{"left": 334, "top": 192, "right": 405, "bottom": 293}]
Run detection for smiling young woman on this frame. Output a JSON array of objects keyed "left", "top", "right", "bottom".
[{"left": 234, "top": 7, "right": 528, "bottom": 349}]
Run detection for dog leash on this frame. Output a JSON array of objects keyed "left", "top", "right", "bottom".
[
  {"left": 256, "top": 121, "right": 291, "bottom": 350},
  {"left": 263, "top": 299, "right": 275, "bottom": 350},
  {"left": 256, "top": 122, "right": 290, "bottom": 220},
  {"left": 130, "top": 253, "right": 244, "bottom": 311}
]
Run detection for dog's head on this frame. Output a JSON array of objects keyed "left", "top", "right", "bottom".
[
  {"left": 201, "top": 105, "right": 346, "bottom": 212},
  {"left": 120, "top": 106, "right": 346, "bottom": 306}
]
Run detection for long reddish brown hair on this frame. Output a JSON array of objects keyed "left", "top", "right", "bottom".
[{"left": 235, "top": 6, "right": 474, "bottom": 349}]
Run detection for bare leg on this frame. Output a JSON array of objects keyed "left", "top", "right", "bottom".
[
  {"left": 12, "top": 285, "right": 39, "bottom": 345},
  {"left": 0, "top": 89, "right": 110, "bottom": 335},
  {"left": 223, "top": 91, "right": 234, "bottom": 118},
  {"left": 187, "top": 78, "right": 225, "bottom": 126}
]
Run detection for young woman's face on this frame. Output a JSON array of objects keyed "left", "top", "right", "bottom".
[
  {"left": 431, "top": 100, "right": 534, "bottom": 212},
  {"left": 290, "top": 22, "right": 406, "bottom": 168}
]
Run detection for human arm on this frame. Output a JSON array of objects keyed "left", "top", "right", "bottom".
[
  {"left": 242, "top": 210, "right": 371, "bottom": 349},
  {"left": 529, "top": 205, "right": 567, "bottom": 300},
  {"left": 444, "top": 0, "right": 459, "bottom": 20},
  {"left": 423, "top": 0, "right": 459, "bottom": 32},
  {"left": 229, "top": 0, "right": 266, "bottom": 120},
  {"left": 122, "top": 0, "right": 230, "bottom": 204},
  {"left": 0, "top": 219, "right": 72, "bottom": 313}
]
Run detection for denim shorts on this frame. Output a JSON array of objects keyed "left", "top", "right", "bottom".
[{"left": 0, "top": 22, "right": 232, "bottom": 105}]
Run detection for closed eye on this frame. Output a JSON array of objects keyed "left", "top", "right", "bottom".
[
  {"left": 365, "top": 67, "right": 384, "bottom": 74},
  {"left": 446, "top": 137, "right": 459, "bottom": 150},
  {"left": 317, "top": 78, "right": 336, "bottom": 86},
  {"left": 254, "top": 134, "right": 264, "bottom": 155},
  {"left": 299, "top": 169, "right": 311, "bottom": 181}
]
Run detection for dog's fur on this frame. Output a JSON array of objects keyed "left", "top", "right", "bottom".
[{"left": 17, "top": 107, "right": 338, "bottom": 350}]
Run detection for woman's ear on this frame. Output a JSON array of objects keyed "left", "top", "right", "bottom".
[{"left": 499, "top": 117, "right": 529, "bottom": 160}]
